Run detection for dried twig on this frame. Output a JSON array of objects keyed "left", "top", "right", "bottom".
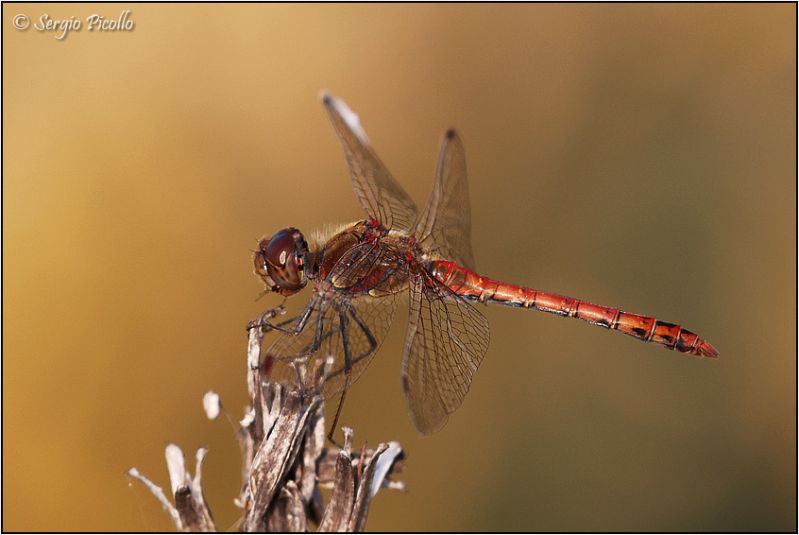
[{"left": 128, "top": 306, "right": 405, "bottom": 532}]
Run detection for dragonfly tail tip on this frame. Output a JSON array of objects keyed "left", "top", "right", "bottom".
[{"left": 697, "top": 340, "right": 719, "bottom": 359}]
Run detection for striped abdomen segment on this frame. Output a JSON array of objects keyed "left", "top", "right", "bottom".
[{"left": 428, "top": 260, "right": 718, "bottom": 358}]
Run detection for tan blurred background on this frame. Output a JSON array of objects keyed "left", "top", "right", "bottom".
[{"left": 3, "top": 3, "right": 795, "bottom": 532}]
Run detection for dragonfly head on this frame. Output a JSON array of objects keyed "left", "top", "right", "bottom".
[{"left": 254, "top": 227, "right": 309, "bottom": 296}]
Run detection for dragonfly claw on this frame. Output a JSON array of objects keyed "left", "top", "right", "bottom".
[{"left": 246, "top": 304, "right": 288, "bottom": 332}]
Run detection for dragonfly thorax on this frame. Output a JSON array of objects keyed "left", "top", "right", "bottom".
[{"left": 254, "top": 227, "right": 310, "bottom": 296}]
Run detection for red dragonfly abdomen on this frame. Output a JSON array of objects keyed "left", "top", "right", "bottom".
[{"left": 429, "top": 260, "right": 718, "bottom": 358}]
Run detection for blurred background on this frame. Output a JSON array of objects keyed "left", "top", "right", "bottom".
[{"left": 3, "top": 3, "right": 795, "bottom": 532}]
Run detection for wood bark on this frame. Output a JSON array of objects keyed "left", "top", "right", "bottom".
[{"left": 128, "top": 307, "right": 405, "bottom": 532}]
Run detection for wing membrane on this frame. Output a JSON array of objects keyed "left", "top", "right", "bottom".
[
  {"left": 400, "top": 273, "right": 490, "bottom": 434},
  {"left": 414, "top": 129, "right": 476, "bottom": 270},
  {"left": 322, "top": 93, "right": 418, "bottom": 232}
]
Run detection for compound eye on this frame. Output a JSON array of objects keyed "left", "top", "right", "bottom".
[
  {"left": 264, "top": 229, "right": 297, "bottom": 268},
  {"left": 253, "top": 239, "right": 270, "bottom": 278},
  {"left": 259, "top": 227, "right": 307, "bottom": 295}
]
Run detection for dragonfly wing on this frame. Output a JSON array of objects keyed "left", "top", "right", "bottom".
[
  {"left": 414, "top": 129, "right": 476, "bottom": 271},
  {"left": 322, "top": 93, "right": 418, "bottom": 232},
  {"left": 262, "top": 290, "right": 397, "bottom": 400},
  {"left": 400, "top": 272, "right": 490, "bottom": 434}
]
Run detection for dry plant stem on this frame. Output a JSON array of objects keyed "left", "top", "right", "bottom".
[
  {"left": 128, "top": 305, "right": 405, "bottom": 532},
  {"left": 127, "top": 445, "right": 216, "bottom": 532}
]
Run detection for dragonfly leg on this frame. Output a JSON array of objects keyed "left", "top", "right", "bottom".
[
  {"left": 349, "top": 305, "right": 379, "bottom": 349},
  {"left": 324, "top": 306, "right": 380, "bottom": 383},
  {"left": 283, "top": 300, "right": 329, "bottom": 361},
  {"left": 326, "top": 306, "right": 380, "bottom": 445},
  {"left": 259, "top": 300, "right": 328, "bottom": 378},
  {"left": 247, "top": 312, "right": 295, "bottom": 335},
  {"left": 247, "top": 305, "right": 287, "bottom": 332},
  {"left": 248, "top": 298, "right": 320, "bottom": 336},
  {"left": 265, "top": 328, "right": 339, "bottom": 383},
  {"left": 327, "top": 310, "right": 354, "bottom": 445},
  {"left": 261, "top": 314, "right": 300, "bottom": 333},
  {"left": 327, "top": 388, "right": 347, "bottom": 449}
]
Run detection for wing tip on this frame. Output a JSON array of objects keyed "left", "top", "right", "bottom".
[
  {"left": 319, "top": 91, "right": 369, "bottom": 143},
  {"left": 319, "top": 89, "right": 333, "bottom": 106},
  {"left": 445, "top": 127, "right": 458, "bottom": 139}
]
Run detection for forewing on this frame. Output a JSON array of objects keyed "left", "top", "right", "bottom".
[
  {"left": 322, "top": 93, "right": 418, "bottom": 232},
  {"left": 414, "top": 129, "right": 476, "bottom": 270},
  {"left": 400, "top": 273, "right": 490, "bottom": 434}
]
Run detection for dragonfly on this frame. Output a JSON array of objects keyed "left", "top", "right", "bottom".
[{"left": 251, "top": 93, "right": 718, "bottom": 439}]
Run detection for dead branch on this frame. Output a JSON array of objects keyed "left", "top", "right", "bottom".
[{"left": 128, "top": 306, "right": 405, "bottom": 532}]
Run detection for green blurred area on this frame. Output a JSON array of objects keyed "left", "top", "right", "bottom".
[{"left": 3, "top": 3, "right": 795, "bottom": 531}]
